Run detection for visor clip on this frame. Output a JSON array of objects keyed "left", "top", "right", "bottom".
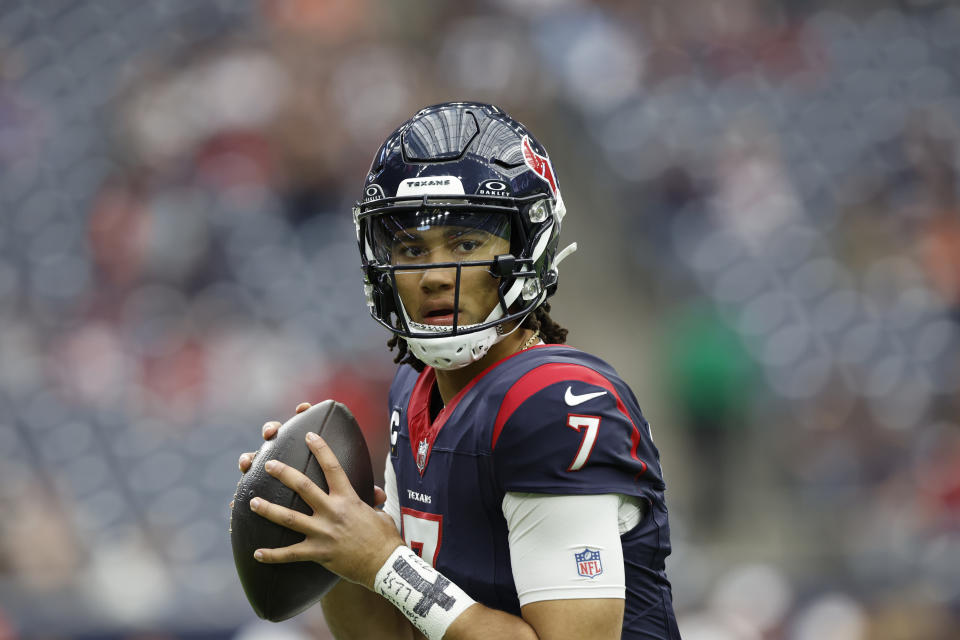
[{"left": 493, "top": 254, "right": 516, "bottom": 278}]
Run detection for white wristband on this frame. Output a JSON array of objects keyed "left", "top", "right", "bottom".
[{"left": 374, "top": 545, "right": 476, "bottom": 640}]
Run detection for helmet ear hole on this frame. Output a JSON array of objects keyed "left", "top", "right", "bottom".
[
  {"left": 544, "top": 270, "right": 559, "bottom": 296},
  {"left": 521, "top": 278, "right": 541, "bottom": 301}
]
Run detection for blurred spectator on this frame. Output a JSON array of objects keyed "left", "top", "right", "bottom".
[
  {"left": 660, "top": 299, "right": 756, "bottom": 534},
  {"left": 906, "top": 113, "right": 960, "bottom": 317},
  {"left": 1, "top": 487, "right": 81, "bottom": 593}
]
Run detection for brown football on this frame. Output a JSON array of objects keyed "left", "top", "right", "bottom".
[{"left": 230, "top": 400, "right": 375, "bottom": 622}]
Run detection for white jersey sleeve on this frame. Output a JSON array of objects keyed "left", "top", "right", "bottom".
[
  {"left": 502, "top": 492, "right": 644, "bottom": 606},
  {"left": 382, "top": 454, "right": 402, "bottom": 532}
]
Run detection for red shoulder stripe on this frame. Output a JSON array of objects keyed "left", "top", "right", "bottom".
[
  {"left": 408, "top": 344, "right": 558, "bottom": 475},
  {"left": 491, "top": 363, "right": 649, "bottom": 475}
]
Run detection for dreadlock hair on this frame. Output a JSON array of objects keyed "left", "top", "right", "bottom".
[{"left": 386, "top": 302, "right": 568, "bottom": 372}]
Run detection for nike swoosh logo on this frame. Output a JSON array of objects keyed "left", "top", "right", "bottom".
[{"left": 564, "top": 387, "right": 607, "bottom": 406}]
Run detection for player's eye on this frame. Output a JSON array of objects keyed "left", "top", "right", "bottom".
[
  {"left": 448, "top": 231, "right": 488, "bottom": 256},
  {"left": 397, "top": 245, "right": 427, "bottom": 260},
  {"left": 455, "top": 239, "right": 481, "bottom": 253}
]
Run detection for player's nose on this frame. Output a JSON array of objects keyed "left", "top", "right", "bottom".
[{"left": 419, "top": 263, "right": 457, "bottom": 292}]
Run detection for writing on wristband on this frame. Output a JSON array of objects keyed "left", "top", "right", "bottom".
[{"left": 374, "top": 545, "right": 475, "bottom": 640}]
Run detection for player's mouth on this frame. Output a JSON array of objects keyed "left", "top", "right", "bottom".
[
  {"left": 419, "top": 302, "right": 465, "bottom": 326},
  {"left": 421, "top": 308, "right": 460, "bottom": 326}
]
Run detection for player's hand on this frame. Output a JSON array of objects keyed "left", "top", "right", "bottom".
[
  {"left": 231, "top": 402, "right": 387, "bottom": 512},
  {"left": 248, "top": 432, "right": 403, "bottom": 589},
  {"left": 238, "top": 402, "right": 312, "bottom": 473},
  {"left": 230, "top": 403, "right": 314, "bottom": 511}
]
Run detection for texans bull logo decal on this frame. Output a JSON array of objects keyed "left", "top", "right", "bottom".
[{"left": 521, "top": 135, "right": 559, "bottom": 199}]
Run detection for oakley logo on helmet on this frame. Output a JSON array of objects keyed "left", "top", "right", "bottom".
[
  {"left": 476, "top": 179, "right": 510, "bottom": 196},
  {"left": 364, "top": 184, "right": 386, "bottom": 202},
  {"left": 521, "top": 135, "right": 559, "bottom": 199},
  {"left": 397, "top": 176, "right": 465, "bottom": 197}
]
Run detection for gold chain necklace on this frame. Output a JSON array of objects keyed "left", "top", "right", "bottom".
[{"left": 519, "top": 329, "right": 540, "bottom": 352}]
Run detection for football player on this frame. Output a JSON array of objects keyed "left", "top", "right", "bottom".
[{"left": 238, "top": 102, "right": 680, "bottom": 639}]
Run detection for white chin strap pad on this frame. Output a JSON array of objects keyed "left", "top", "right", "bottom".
[
  {"left": 400, "top": 302, "right": 508, "bottom": 370},
  {"left": 406, "top": 326, "right": 503, "bottom": 370}
]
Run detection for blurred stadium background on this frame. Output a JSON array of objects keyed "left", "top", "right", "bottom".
[{"left": 1, "top": 0, "right": 959, "bottom": 638}]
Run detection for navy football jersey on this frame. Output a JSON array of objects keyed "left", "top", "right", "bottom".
[{"left": 386, "top": 344, "right": 679, "bottom": 639}]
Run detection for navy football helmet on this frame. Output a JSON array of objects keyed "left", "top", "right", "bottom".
[{"left": 354, "top": 102, "right": 576, "bottom": 369}]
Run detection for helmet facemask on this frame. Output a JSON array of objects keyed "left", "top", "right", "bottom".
[{"left": 358, "top": 201, "right": 552, "bottom": 369}]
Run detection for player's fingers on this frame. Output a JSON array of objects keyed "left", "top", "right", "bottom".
[
  {"left": 373, "top": 485, "right": 387, "bottom": 508},
  {"left": 239, "top": 452, "right": 256, "bottom": 473},
  {"left": 263, "top": 459, "right": 327, "bottom": 510},
  {"left": 253, "top": 540, "right": 317, "bottom": 565},
  {"left": 262, "top": 421, "right": 280, "bottom": 440},
  {"left": 305, "top": 433, "right": 353, "bottom": 496},
  {"left": 295, "top": 402, "right": 312, "bottom": 414},
  {"left": 249, "top": 495, "right": 314, "bottom": 535}
]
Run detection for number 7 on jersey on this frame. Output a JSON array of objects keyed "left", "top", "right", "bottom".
[
  {"left": 566, "top": 414, "right": 601, "bottom": 471},
  {"left": 400, "top": 508, "right": 443, "bottom": 567}
]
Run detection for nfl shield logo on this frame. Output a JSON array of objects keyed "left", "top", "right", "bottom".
[
  {"left": 416, "top": 439, "right": 429, "bottom": 472},
  {"left": 575, "top": 548, "right": 603, "bottom": 578}
]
